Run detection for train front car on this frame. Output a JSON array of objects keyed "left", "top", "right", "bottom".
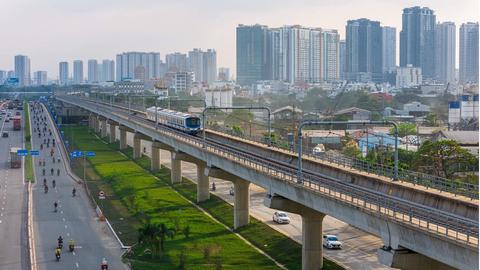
[{"left": 184, "top": 116, "right": 201, "bottom": 134}]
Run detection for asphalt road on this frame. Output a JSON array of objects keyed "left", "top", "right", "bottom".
[
  {"left": 130, "top": 135, "right": 393, "bottom": 270},
  {"left": 30, "top": 103, "right": 127, "bottom": 270},
  {"left": 0, "top": 104, "right": 28, "bottom": 270}
]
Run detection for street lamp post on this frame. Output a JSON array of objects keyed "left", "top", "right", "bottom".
[{"left": 297, "top": 120, "right": 399, "bottom": 183}]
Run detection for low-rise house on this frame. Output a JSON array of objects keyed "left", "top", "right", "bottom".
[
  {"left": 433, "top": 130, "right": 479, "bottom": 156},
  {"left": 333, "top": 107, "right": 371, "bottom": 121}
]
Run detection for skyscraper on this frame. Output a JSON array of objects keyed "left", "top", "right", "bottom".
[
  {"left": 0, "top": 70, "right": 6, "bottom": 84},
  {"left": 59, "top": 61, "right": 69, "bottom": 85},
  {"left": 116, "top": 52, "right": 160, "bottom": 81},
  {"left": 218, "top": 67, "right": 230, "bottom": 81},
  {"left": 400, "top": 6, "right": 436, "bottom": 80},
  {"left": 435, "top": 22, "right": 456, "bottom": 84},
  {"left": 165, "top": 52, "right": 188, "bottom": 72},
  {"left": 33, "top": 71, "right": 48, "bottom": 86},
  {"left": 236, "top": 24, "right": 268, "bottom": 86},
  {"left": 382, "top": 26, "right": 396, "bottom": 73},
  {"left": 102, "top": 60, "right": 115, "bottom": 82},
  {"left": 73, "top": 60, "right": 83, "bottom": 84},
  {"left": 339, "top": 40, "right": 346, "bottom": 80},
  {"left": 459, "top": 22, "right": 479, "bottom": 83},
  {"left": 188, "top": 49, "right": 204, "bottom": 83},
  {"left": 322, "top": 30, "right": 340, "bottom": 81},
  {"left": 203, "top": 49, "right": 217, "bottom": 84},
  {"left": 88, "top": 59, "right": 98, "bottom": 83},
  {"left": 346, "top": 18, "right": 383, "bottom": 82},
  {"left": 14, "top": 55, "right": 31, "bottom": 86}
]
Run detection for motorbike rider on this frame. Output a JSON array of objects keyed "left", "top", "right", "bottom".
[
  {"left": 44, "top": 185, "right": 48, "bottom": 193},
  {"left": 57, "top": 169, "right": 60, "bottom": 176},
  {"left": 55, "top": 247, "right": 61, "bottom": 261},
  {"left": 54, "top": 201, "right": 58, "bottom": 212},
  {"left": 72, "top": 187, "right": 76, "bottom": 197},
  {"left": 68, "top": 239, "right": 75, "bottom": 252},
  {"left": 101, "top": 258, "right": 108, "bottom": 270},
  {"left": 51, "top": 168, "right": 54, "bottom": 175},
  {"left": 58, "top": 236, "right": 63, "bottom": 248},
  {"left": 52, "top": 179, "right": 56, "bottom": 188}
]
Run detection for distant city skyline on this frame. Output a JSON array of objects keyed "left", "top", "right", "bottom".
[{"left": 0, "top": 0, "right": 477, "bottom": 78}]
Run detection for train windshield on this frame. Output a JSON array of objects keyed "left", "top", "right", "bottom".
[{"left": 186, "top": 117, "right": 201, "bottom": 128}]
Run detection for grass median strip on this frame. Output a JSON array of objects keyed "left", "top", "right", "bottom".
[
  {"left": 121, "top": 148, "right": 344, "bottom": 270},
  {"left": 24, "top": 102, "right": 34, "bottom": 182},
  {"left": 62, "top": 125, "right": 281, "bottom": 270}
]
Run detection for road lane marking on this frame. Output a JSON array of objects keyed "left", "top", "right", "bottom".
[{"left": 76, "top": 262, "right": 79, "bottom": 268}]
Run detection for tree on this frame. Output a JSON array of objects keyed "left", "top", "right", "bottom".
[
  {"left": 391, "top": 122, "right": 416, "bottom": 137},
  {"left": 138, "top": 222, "right": 175, "bottom": 258},
  {"left": 424, "top": 113, "right": 439, "bottom": 127},
  {"left": 413, "top": 140, "right": 478, "bottom": 178}
]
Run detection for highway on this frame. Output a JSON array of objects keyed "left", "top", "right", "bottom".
[
  {"left": 0, "top": 103, "right": 28, "bottom": 270},
  {"left": 29, "top": 102, "right": 127, "bottom": 270},
  {"left": 133, "top": 135, "right": 391, "bottom": 270}
]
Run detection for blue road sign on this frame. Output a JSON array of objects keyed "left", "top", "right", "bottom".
[
  {"left": 86, "top": 151, "right": 96, "bottom": 157},
  {"left": 17, "top": 149, "right": 28, "bottom": 156},
  {"left": 70, "top": 151, "right": 84, "bottom": 158},
  {"left": 30, "top": 150, "right": 40, "bottom": 156}
]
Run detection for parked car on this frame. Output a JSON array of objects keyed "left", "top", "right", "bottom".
[
  {"left": 323, "top": 235, "right": 342, "bottom": 249},
  {"left": 5, "top": 118, "right": 9, "bottom": 122},
  {"left": 2, "top": 131, "right": 8, "bottom": 138},
  {"left": 273, "top": 211, "right": 291, "bottom": 224}
]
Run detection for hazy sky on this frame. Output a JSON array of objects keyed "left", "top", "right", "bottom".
[{"left": 0, "top": 0, "right": 478, "bottom": 79}]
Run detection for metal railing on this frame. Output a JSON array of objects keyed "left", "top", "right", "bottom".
[
  {"left": 73, "top": 93, "right": 480, "bottom": 199},
  {"left": 57, "top": 95, "right": 479, "bottom": 247}
]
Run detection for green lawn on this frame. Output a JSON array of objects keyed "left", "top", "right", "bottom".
[
  {"left": 62, "top": 125, "right": 280, "bottom": 270},
  {"left": 24, "top": 102, "right": 34, "bottom": 182},
  {"left": 121, "top": 148, "right": 343, "bottom": 270}
]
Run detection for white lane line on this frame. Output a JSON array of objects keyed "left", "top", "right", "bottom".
[
  {"left": 75, "top": 262, "right": 79, "bottom": 268},
  {"left": 64, "top": 225, "right": 67, "bottom": 229},
  {"left": 62, "top": 217, "right": 66, "bottom": 222}
]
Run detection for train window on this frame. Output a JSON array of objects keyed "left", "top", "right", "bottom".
[{"left": 186, "top": 117, "right": 200, "bottom": 127}]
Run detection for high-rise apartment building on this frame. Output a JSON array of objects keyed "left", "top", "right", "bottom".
[
  {"left": 218, "top": 67, "right": 230, "bottom": 81},
  {"left": 346, "top": 18, "right": 383, "bottom": 82},
  {"left": 435, "top": 22, "right": 456, "bottom": 83},
  {"left": 14, "top": 55, "right": 31, "bottom": 86},
  {"left": 33, "top": 71, "right": 48, "bottom": 85},
  {"left": 188, "top": 49, "right": 204, "bottom": 83},
  {"left": 59, "top": 61, "right": 69, "bottom": 85},
  {"left": 88, "top": 59, "right": 98, "bottom": 83},
  {"left": 102, "top": 59, "right": 115, "bottom": 82},
  {"left": 382, "top": 26, "right": 396, "bottom": 73},
  {"left": 339, "top": 40, "right": 346, "bottom": 80},
  {"left": 73, "top": 60, "right": 83, "bottom": 84},
  {"left": 236, "top": 24, "right": 269, "bottom": 86},
  {"left": 322, "top": 30, "right": 340, "bottom": 81},
  {"left": 0, "top": 70, "right": 6, "bottom": 84},
  {"left": 459, "top": 22, "right": 479, "bottom": 83},
  {"left": 116, "top": 52, "right": 160, "bottom": 81},
  {"left": 165, "top": 52, "right": 188, "bottom": 73},
  {"left": 400, "top": 6, "right": 436, "bottom": 80},
  {"left": 203, "top": 49, "right": 217, "bottom": 84}
]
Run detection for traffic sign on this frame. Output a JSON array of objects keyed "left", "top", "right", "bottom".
[
  {"left": 30, "top": 150, "right": 39, "bottom": 156},
  {"left": 98, "top": 191, "right": 106, "bottom": 200},
  {"left": 70, "top": 151, "right": 84, "bottom": 158},
  {"left": 17, "top": 149, "right": 28, "bottom": 156},
  {"left": 86, "top": 151, "right": 96, "bottom": 157}
]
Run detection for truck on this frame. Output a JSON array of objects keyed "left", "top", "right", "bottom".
[
  {"left": 12, "top": 116, "right": 21, "bottom": 130},
  {"left": 10, "top": 147, "right": 21, "bottom": 168}
]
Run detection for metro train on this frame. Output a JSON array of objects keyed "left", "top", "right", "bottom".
[{"left": 146, "top": 107, "right": 201, "bottom": 134}]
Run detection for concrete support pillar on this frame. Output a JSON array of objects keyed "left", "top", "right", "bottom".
[
  {"left": 88, "top": 115, "right": 94, "bottom": 129},
  {"left": 133, "top": 134, "right": 142, "bottom": 159},
  {"left": 119, "top": 126, "right": 128, "bottom": 150},
  {"left": 109, "top": 123, "right": 116, "bottom": 143},
  {"left": 94, "top": 117, "right": 100, "bottom": 133},
  {"left": 233, "top": 179, "right": 250, "bottom": 228},
  {"left": 171, "top": 155, "right": 182, "bottom": 183},
  {"left": 197, "top": 163, "right": 210, "bottom": 202},
  {"left": 151, "top": 142, "right": 161, "bottom": 171},
  {"left": 264, "top": 195, "right": 325, "bottom": 270},
  {"left": 302, "top": 212, "right": 325, "bottom": 270},
  {"left": 100, "top": 119, "right": 107, "bottom": 138}
]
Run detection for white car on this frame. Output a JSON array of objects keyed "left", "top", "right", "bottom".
[
  {"left": 323, "top": 235, "right": 342, "bottom": 249},
  {"left": 273, "top": 211, "right": 291, "bottom": 224}
]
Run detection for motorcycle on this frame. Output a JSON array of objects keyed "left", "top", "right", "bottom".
[
  {"left": 55, "top": 253, "right": 61, "bottom": 262},
  {"left": 69, "top": 243, "right": 75, "bottom": 252}
]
